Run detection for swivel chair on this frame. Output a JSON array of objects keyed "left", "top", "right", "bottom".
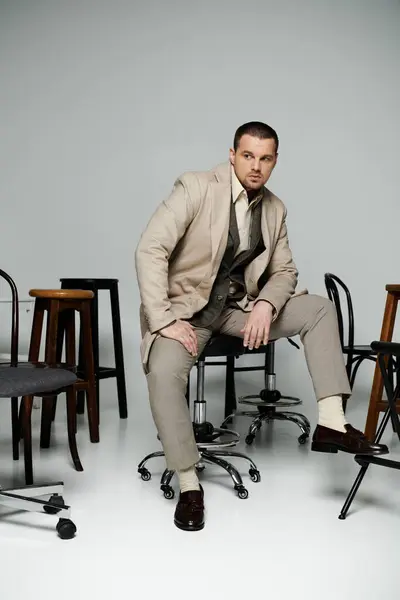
[
  {"left": 221, "top": 340, "right": 311, "bottom": 445},
  {"left": 138, "top": 335, "right": 261, "bottom": 500}
]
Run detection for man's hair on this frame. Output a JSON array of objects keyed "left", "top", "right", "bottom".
[{"left": 233, "top": 121, "right": 279, "bottom": 153}]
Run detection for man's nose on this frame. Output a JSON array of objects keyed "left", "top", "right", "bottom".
[{"left": 252, "top": 159, "right": 261, "bottom": 172}]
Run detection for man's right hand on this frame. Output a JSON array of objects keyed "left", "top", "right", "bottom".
[{"left": 159, "top": 320, "right": 198, "bottom": 356}]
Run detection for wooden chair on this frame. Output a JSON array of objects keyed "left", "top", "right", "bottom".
[
  {"left": 324, "top": 273, "right": 379, "bottom": 410},
  {"left": 28, "top": 289, "right": 100, "bottom": 449}
]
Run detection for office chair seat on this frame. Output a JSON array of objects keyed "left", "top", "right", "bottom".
[
  {"left": 199, "top": 334, "right": 245, "bottom": 358},
  {"left": 0, "top": 364, "right": 77, "bottom": 398}
]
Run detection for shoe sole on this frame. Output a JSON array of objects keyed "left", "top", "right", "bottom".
[
  {"left": 174, "top": 519, "right": 205, "bottom": 532},
  {"left": 311, "top": 442, "right": 389, "bottom": 455}
]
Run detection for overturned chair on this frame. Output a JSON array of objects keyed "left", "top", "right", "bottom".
[
  {"left": 138, "top": 334, "right": 261, "bottom": 500},
  {"left": 339, "top": 340, "right": 400, "bottom": 520}
]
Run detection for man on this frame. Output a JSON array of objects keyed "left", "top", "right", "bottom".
[{"left": 135, "top": 121, "right": 388, "bottom": 532}]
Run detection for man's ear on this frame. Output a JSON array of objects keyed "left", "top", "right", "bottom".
[{"left": 229, "top": 148, "right": 235, "bottom": 166}]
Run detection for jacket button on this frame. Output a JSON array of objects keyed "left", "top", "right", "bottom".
[{"left": 217, "top": 295, "right": 223, "bottom": 301}]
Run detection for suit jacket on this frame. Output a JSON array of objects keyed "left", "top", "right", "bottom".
[{"left": 135, "top": 161, "right": 306, "bottom": 370}]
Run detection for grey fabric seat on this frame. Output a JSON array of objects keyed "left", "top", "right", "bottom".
[{"left": 0, "top": 365, "right": 77, "bottom": 398}]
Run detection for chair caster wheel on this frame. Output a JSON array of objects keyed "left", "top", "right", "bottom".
[
  {"left": 44, "top": 494, "right": 64, "bottom": 514},
  {"left": 161, "top": 485, "right": 175, "bottom": 500},
  {"left": 139, "top": 468, "right": 151, "bottom": 481},
  {"left": 298, "top": 434, "right": 309, "bottom": 445},
  {"left": 249, "top": 468, "right": 261, "bottom": 483},
  {"left": 236, "top": 486, "right": 249, "bottom": 499},
  {"left": 56, "top": 518, "right": 77, "bottom": 540},
  {"left": 338, "top": 514, "right": 346, "bottom": 520},
  {"left": 245, "top": 435, "right": 255, "bottom": 445},
  {"left": 196, "top": 464, "right": 205, "bottom": 473}
]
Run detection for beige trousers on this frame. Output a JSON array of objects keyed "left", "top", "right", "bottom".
[{"left": 145, "top": 294, "right": 351, "bottom": 471}]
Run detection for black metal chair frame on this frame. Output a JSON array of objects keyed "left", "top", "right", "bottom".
[
  {"left": 339, "top": 340, "right": 400, "bottom": 520},
  {"left": 324, "top": 273, "right": 380, "bottom": 396},
  {"left": 0, "top": 268, "right": 77, "bottom": 539}
]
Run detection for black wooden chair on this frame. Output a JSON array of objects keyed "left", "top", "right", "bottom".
[{"left": 324, "top": 273, "right": 379, "bottom": 409}]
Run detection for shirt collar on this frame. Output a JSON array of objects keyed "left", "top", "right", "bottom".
[{"left": 230, "top": 165, "right": 264, "bottom": 207}]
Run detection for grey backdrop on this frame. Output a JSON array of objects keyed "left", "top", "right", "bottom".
[{"left": 1, "top": 0, "right": 399, "bottom": 409}]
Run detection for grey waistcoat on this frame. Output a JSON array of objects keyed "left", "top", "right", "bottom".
[{"left": 190, "top": 198, "right": 265, "bottom": 328}]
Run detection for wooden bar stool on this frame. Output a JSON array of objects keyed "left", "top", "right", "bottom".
[
  {"left": 28, "top": 289, "right": 99, "bottom": 449},
  {"left": 364, "top": 284, "right": 400, "bottom": 440},
  {"left": 59, "top": 278, "right": 128, "bottom": 419}
]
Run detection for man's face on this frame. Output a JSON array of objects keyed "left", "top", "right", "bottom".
[{"left": 230, "top": 134, "right": 278, "bottom": 192}]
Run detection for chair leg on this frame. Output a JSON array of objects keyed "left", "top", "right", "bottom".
[
  {"left": 76, "top": 326, "right": 85, "bottom": 414},
  {"left": 339, "top": 406, "right": 392, "bottom": 520},
  {"left": 28, "top": 299, "right": 45, "bottom": 362},
  {"left": 40, "top": 396, "right": 56, "bottom": 448},
  {"left": 11, "top": 397, "right": 19, "bottom": 460},
  {"left": 224, "top": 356, "right": 236, "bottom": 420},
  {"left": 80, "top": 303, "right": 99, "bottom": 443},
  {"left": 49, "top": 308, "right": 68, "bottom": 423},
  {"left": 22, "top": 395, "right": 34, "bottom": 485},
  {"left": 110, "top": 283, "right": 128, "bottom": 419},
  {"left": 66, "top": 385, "right": 83, "bottom": 472},
  {"left": 89, "top": 289, "right": 100, "bottom": 415},
  {"left": 185, "top": 374, "right": 190, "bottom": 408}
]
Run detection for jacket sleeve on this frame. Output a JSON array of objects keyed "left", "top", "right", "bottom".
[
  {"left": 135, "top": 174, "right": 201, "bottom": 334},
  {"left": 256, "top": 207, "right": 298, "bottom": 320}
]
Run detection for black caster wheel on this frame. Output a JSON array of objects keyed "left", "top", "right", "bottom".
[
  {"left": 56, "top": 518, "right": 77, "bottom": 540},
  {"left": 338, "top": 514, "right": 346, "bottom": 520},
  {"left": 298, "top": 434, "right": 309, "bottom": 445},
  {"left": 139, "top": 467, "right": 151, "bottom": 481},
  {"left": 44, "top": 494, "right": 64, "bottom": 514},
  {"left": 236, "top": 486, "right": 249, "bottom": 499},
  {"left": 245, "top": 435, "right": 255, "bottom": 445},
  {"left": 259, "top": 389, "right": 281, "bottom": 403},
  {"left": 196, "top": 464, "right": 205, "bottom": 473},
  {"left": 161, "top": 485, "right": 175, "bottom": 500},
  {"left": 249, "top": 468, "right": 261, "bottom": 483}
]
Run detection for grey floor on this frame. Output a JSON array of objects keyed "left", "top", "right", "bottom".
[{"left": 0, "top": 372, "right": 398, "bottom": 600}]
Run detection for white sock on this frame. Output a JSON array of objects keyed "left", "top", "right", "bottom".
[
  {"left": 177, "top": 466, "right": 200, "bottom": 493},
  {"left": 318, "top": 395, "right": 347, "bottom": 433}
]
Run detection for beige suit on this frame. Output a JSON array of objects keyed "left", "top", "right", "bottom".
[
  {"left": 136, "top": 162, "right": 306, "bottom": 370},
  {"left": 135, "top": 161, "right": 351, "bottom": 471}
]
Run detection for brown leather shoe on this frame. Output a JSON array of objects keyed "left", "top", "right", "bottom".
[
  {"left": 311, "top": 424, "right": 389, "bottom": 455},
  {"left": 174, "top": 486, "right": 204, "bottom": 532}
]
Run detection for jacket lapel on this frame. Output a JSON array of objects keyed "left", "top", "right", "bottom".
[{"left": 209, "top": 169, "right": 232, "bottom": 275}]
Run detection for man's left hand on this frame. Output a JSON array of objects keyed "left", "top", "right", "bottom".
[{"left": 241, "top": 301, "right": 274, "bottom": 350}]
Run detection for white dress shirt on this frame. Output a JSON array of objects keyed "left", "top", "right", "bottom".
[{"left": 231, "top": 165, "right": 263, "bottom": 257}]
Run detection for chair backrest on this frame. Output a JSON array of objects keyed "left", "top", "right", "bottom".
[
  {"left": 324, "top": 272, "right": 355, "bottom": 351},
  {"left": 0, "top": 269, "right": 19, "bottom": 365}
]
